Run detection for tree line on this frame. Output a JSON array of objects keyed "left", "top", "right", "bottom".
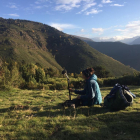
[{"left": 0, "top": 60, "right": 113, "bottom": 90}]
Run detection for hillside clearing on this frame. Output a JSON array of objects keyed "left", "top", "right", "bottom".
[{"left": 0, "top": 87, "right": 140, "bottom": 140}]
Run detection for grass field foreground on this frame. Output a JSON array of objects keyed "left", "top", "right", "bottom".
[{"left": 0, "top": 86, "right": 140, "bottom": 140}]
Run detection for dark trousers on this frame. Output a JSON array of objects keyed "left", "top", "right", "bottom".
[
  {"left": 71, "top": 99, "right": 83, "bottom": 107},
  {"left": 72, "top": 98, "right": 94, "bottom": 107}
]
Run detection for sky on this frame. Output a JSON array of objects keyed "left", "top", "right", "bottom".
[{"left": 0, "top": 0, "right": 140, "bottom": 41}]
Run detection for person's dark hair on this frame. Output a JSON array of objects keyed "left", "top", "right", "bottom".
[{"left": 82, "top": 68, "right": 94, "bottom": 78}]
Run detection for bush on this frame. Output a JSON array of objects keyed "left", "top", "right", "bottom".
[
  {"left": 19, "top": 81, "right": 26, "bottom": 89},
  {"left": 44, "top": 67, "right": 59, "bottom": 77},
  {"left": 37, "top": 83, "right": 44, "bottom": 90},
  {"left": 43, "top": 85, "right": 49, "bottom": 90},
  {"left": 55, "top": 81, "right": 68, "bottom": 90},
  {"left": 36, "top": 68, "right": 45, "bottom": 82},
  {"left": 0, "top": 85, "right": 13, "bottom": 91},
  {"left": 103, "top": 75, "right": 140, "bottom": 86},
  {"left": 70, "top": 80, "right": 85, "bottom": 89},
  {"left": 26, "top": 81, "right": 38, "bottom": 90},
  {"left": 45, "top": 79, "right": 56, "bottom": 85},
  {"left": 49, "top": 84, "right": 56, "bottom": 90}
]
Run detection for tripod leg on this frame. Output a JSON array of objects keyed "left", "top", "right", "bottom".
[{"left": 68, "top": 80, "right": 71, "bottom": 100}]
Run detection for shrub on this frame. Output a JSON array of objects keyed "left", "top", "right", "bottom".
[
  {"left": 36, "top": 68, "right": 45, "bottom": 82},
  {"left": 74, "top": 73, "right": 79, "bottom": 78},
  {"left": 70, "top": 80, "right": 85, "bottom": 89},
  {"left": 19, "top": 81, "right": 26, "bottom": 89},
  {"left": 37, "top": 83, "right": 44, "bottom": 90},
  {"left": 103, "top": 75, "right": 140, "bottom": 86},
  {"left": 26, "top": 81, "right": 38, "bottom": 90},
  {"left": 45, "top": 79, "right": 56, "bottom": 85},
  {"left": 43, "top": 85, "right": 49, "bottom": 90},
  {"left": 49, "top": 84, "right": 56, "bottom": 90},
  {"left": 11, "top": 66, "right": 23, "bottom": 87},
  {"left": 44, "top": 67, "right": 59, "bottom": 77},
  {"left": 0, "top": 85, "right": 13, "bottom": 91},
  {"left": 55, "top": 81, "right": 67, "bottom": 90}
]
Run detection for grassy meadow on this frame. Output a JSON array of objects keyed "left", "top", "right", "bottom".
[{"left": 0, "top": 86, "right": 140, "bottom": 140}]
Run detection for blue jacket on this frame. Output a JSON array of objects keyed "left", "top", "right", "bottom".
[{"left": 74, "top": 74, "right": 102, "bottom": 106}]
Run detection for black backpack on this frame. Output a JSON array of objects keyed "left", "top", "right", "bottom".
[{"left": 104, "top": 84, "right": 136, "bottom": 110}]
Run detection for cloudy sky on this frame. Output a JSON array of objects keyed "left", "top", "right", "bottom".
[{"left": 0, "top": 0, "right": 140, "bottom": 40}]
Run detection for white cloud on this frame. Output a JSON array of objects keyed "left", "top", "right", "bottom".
[
  {"left": 98, "top": 4, "right": 103, "bottom": 7},
  {"left": 9, "top": 5, "right": 17, "bottom": 8},
  {"left": 34, "top": 6, "right": 42, "bottom": 9},
  {"left": 24, "top": 0, "right": 103, "bottom": 15},
  {"left": 35, "top": 1, "right": 40, "bottom": 4},
  {"left": 55, "top": 0, "right": 82, "bottom": 11},
  {"left": 56, "top": 0, "right": 80, "bottom": 5},
  {"left": 50, "top": 23, "right": 78, "bottom": 31},
  {"left": 34, "top": 5, "right": 48, "bottom": 9},
  {"left": 35, "top": 0, "right": 50, "bottom": 4},
  {"left": 77, "top": 1, "right": 96, "bottom": 14},
  {"left": 86, "top": 9, "right": 102, "bottom": 15},
  {"left": 111, "top": 4, "right": 124, "bottom": 7},
  {"left": 114, "top": 20, "right": 140, "bottom": 39},
  {"left": 83, "top": 2, "right": 96, "bottom": 10},
  {"left": 7, "top": 3, "right": 18, "bottom": 9},
  {"left": 102, "top": 0, "right": 112, "bottom": 4},
  {"left": 81, "top": 29, "right": 85, "bottom": 32},
  {"left": 92, "top": 21, "right": 140, "bottom": 41},
  {"left": 55, "top": 0, "right": 98, "bottom": 12},
  {"left": 115, "top": 29, "right": 127, "bottom": 32},
  {"left": 126, "top": 21, "right": 140, "bottom": 28},
  {"left": 92, "top": 28, "right": 104, "bottom": 33},
  {"left": 55, "top": 4, "right": 80, "bottom": 11},
  {"left": 7, "top": 13, "right": 19, "bottom": 17},
  {"left": 82, "top": 2, "right": 96, "bottom": 12},
  {"left": 93, "top": 36, "right": 127, "bottom": 41},
  {"left": 55, "top": 26, "right": 63, "bottom": 31},
  {"left": 29, "top": 0, "right": 101, "bottom": 15},
  {"left": 75, "top": 20, "right": 140, "bottom": 41},
  {"left": 27, "top": 3, "right": 48, "bottom": 10}
]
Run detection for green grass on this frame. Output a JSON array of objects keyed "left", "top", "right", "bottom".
[{"left": 0, "top": 87, "right": 140, "bottom": 140}]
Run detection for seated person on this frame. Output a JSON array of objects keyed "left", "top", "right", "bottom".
[{"left": 69, "top": 68, "right": 102, "bottom": 107}]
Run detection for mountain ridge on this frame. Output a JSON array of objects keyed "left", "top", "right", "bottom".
[
  {"left": 91, "top": 36, "right": 140, "bottom": 44},
  {"left": 85, "top": 40, "right": 140, "bottom": 71},
  {"left": 0, "top": 17, "right": 136, "bottom": 76},
  {"left": 130, "top": 37, "right": 140, "bottom": 45}
]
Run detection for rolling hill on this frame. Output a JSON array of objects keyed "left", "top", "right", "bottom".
[
  {"left": 85, "top": 40, "right": 140, "bottom": 71},
  {"left": 0, "top": 17, "right": 136, "bottom": 76}
]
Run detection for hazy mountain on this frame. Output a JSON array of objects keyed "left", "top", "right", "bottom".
[
  {"left": 92, "top": 36, "right": 140, "bottom": 45},
  {"left": 120, "top": 36, "right": 140, "bottom": 44},
  {"left": 85, "top": 41, "right": 140, "bottom": 71},
  {"left": 92, "top": 37, "right": 116, "bottom": 42},
  {"left": 130, "top": 37, "right": 140, "bottom": 45},
  {"left": 0, "top": 18, "right": 136, "bottom": 76}
]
